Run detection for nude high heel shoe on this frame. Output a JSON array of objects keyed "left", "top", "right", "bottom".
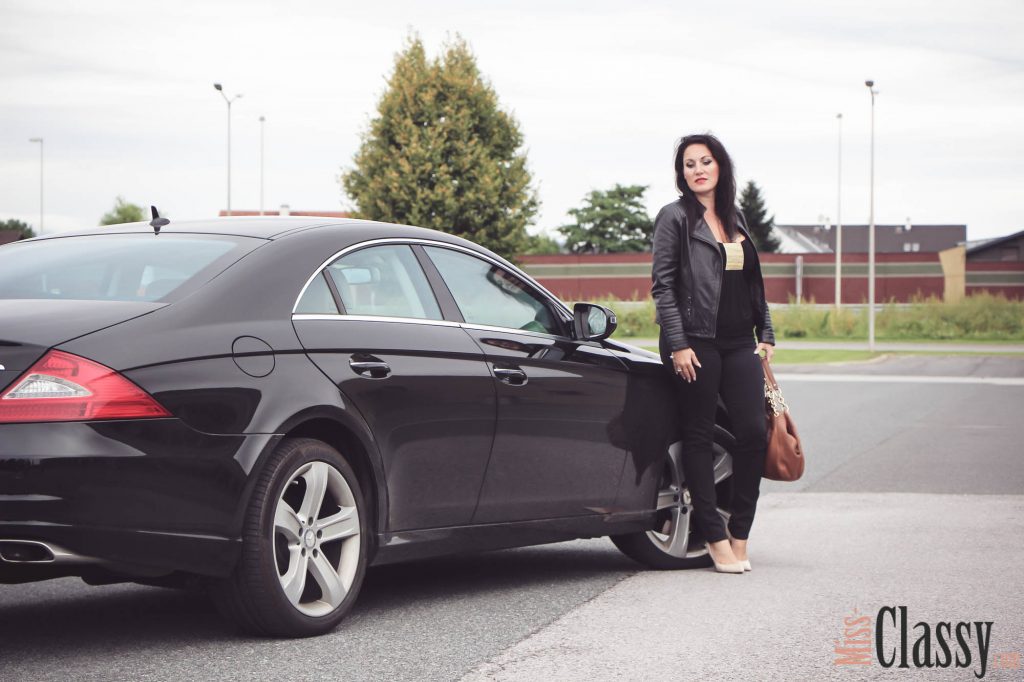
[
  {"left": 726, "top": 530, "right": 752, "bottom": 571},
  {"left": 705, "top": 542, "right": 744, "bottom": 574}
]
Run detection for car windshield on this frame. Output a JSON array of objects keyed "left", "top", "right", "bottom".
[{"left": 0, "top": 233, "right": 263, "bottom": 302}]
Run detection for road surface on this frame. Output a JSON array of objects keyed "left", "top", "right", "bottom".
[{"left": 2, "top": 356, "right": 1021, "bottom": 681}]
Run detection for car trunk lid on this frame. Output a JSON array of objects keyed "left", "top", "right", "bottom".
[{"left": 0, "top": 299, "right": 164, "bottom": 392}]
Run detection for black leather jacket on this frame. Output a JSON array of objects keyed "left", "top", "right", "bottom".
[{"left": 651, "top": 199, "right": 775, "bottom": 351}]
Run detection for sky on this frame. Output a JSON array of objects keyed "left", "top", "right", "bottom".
[{"left": 1, "top": 0, "right": 1022, "bottom": 240}]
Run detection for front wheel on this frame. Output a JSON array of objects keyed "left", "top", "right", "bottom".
[
  {"left": 611, "top": 426, "right": 735, "bottom": 569},
  {"left": 212, "top": 437, "right": 368, "bottom": 637}
]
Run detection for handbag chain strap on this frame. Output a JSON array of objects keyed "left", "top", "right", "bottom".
[
  {"left": 761, "top": 356, "right": 788, "bottom": 417},
  {"left": 764, "top": 382, "right": 788, "bottom": 417}
]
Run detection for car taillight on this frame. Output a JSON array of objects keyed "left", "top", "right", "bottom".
[{"left": 0, "top": 350, "right": 170, "bottom": 424}]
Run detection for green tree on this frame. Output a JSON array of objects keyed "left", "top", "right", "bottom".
[
  {"left": 558, "top": 184, "right": 653, "bottom": 254},
  {"left": 738, "top": 180, "right": 781, "bottom": 253},
  {"left": 522, "top": 232, "right": 562, "bottom": 255},
  {"left": 0, "top": 218, "right": 35, "bottom": 240},
  {"left": 100, "top": 196, "right": 145, "bottom": 225},
  {"left": 341, "top": 34, "right": 538, "bottom": 259}
]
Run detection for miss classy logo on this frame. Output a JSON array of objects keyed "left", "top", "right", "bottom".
[{"left": 834, "top": 605, "right": 1019, "bottom": 679}]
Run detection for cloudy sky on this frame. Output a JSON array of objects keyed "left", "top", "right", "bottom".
[{"left": 1, "top": 0, "right": 1021, "bottom": 240}]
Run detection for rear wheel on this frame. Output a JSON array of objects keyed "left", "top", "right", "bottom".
[
  {"left": 611, "top": 426, "right": 735, "bottom": 569},
  {"left": 212, "top": 437, "right": 368, "bottom": 637}
]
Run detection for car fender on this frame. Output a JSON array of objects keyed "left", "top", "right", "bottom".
[{"left": 234, "top": 402, "right": 389, "bottom": 542}]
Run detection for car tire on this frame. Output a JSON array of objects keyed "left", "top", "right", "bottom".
[
  {"left": 611, "top": 425, "right": 736, "bottom": 570},
  {"left": 212, "top": 437, "right": 369, "bottom": 637}
]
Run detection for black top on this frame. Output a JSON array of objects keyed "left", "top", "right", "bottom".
[{"left": 715, "top": 238, "right": 756, "bottom": 340}]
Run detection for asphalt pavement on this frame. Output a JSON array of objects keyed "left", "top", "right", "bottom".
[
  {"left": 2, "top": 354, "right": 1022, "bottom": 681},
  {"left": 462, "top": 493, "right": 1024, "bottom": 681},
  {"left": 460, "top": 355, "right": 1024, "bottom": 680}
]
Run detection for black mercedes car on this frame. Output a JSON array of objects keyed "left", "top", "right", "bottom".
[{"left": 0, "top": 217, "right": 737, "bottom": 637}]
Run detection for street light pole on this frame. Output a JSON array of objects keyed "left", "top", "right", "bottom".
[
  {"left": 259, "top": 115, "right": 265, "bottom": 216},
  {"left": 213, "top": 83, "right": 243, "bottom": 216},
  {"left": 866, "top": 80, "right": 878, "bottom": 352},
  {"left": 29, "top": 138, "right": 43, "bottom": 234},
  {"left": 835, "top": 113, "right": 843, "bottom": 309}
]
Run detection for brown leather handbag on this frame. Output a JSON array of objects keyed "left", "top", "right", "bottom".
[{"left": 761, "top": 356, "right": 805, "bottom": 481}]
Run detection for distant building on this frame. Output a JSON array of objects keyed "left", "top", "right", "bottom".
[
  {"left": 520, "top": 225, "right": 1024, "bottom": 303},
  {"left": 0, "top": 230, "right": 21, "bottom": 246},
  {"left": 218, "top": 206, "right": 351, "bottom": 219},
  {"left": 962, "top": 229, "right": 1024, "bottom": 298},
  {"left": 773, "top": 223, "right": 966, "bottom": 254},
  {"left": 965, "top": 229, "right": 1024, "bottom": 263}
]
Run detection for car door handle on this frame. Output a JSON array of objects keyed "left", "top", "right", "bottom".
[
  {"left": 493, "top": 367, "right": 528, "bottom": 386},
  {"left": 349, "top": 360, "right": 391, "bottom": 378}
]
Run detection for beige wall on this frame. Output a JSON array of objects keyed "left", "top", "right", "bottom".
[{"left": 938, "top": 245, "right": 966, "bottom": 302}]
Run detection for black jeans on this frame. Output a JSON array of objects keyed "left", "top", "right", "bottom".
[{"left": 659, "top": 333, "right": 767, "bottom": 542}]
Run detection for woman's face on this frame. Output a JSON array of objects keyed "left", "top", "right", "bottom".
[{"left": 681, "top": 143, "right": 719, "bottom": 195}]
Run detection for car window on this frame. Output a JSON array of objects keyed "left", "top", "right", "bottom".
[
  {"left": 0, "top": 234, "right": 259, "bottom": 302},
  {"left": 295, "top": 272, "right": 339, "bottom": 314},
  {"left": 423, "top": 246, "right": 561, "bottom": 335},
  {"left": 325, "top": 244, "right": 442, "bottom": 320}
]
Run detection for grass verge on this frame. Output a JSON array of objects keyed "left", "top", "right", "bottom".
[
  {"left": 638, "top": 347, "right": 883, "bottom": 364},
  {"left": 590, "top": 292, "right": 1024, "bottom": 342}
]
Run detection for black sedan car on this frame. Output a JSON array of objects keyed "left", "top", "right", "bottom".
[{"left": 0, "top": 217, "right": 737, "bottom": 637}]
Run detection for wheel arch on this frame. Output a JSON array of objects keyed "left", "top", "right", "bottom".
[
  {"left": 235, "top": 407, "right": 388, "bottom": 547},
  {"left": 284, "top": 416, "right": 385, "bottom": 537}
]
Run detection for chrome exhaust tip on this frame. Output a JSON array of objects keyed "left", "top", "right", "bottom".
[
  {"left": 0, "top": 540, "right": 94, "bottom": 565},
  {"left": 0, "top": 540, "right": 54, "bottom": 563}
]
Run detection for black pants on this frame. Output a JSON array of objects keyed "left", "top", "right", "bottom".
[{"left": 659, "top": 333, "right": 767, "bottom": 542}]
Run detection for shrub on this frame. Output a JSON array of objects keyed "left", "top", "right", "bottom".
[
  {"left": 877, "top": 293, "right": 1023, "bottom": 340},
  {"left": 595, "top": 292, "right": 1024, "bottom": 341},
  {"left": 586, "top": 296, "right": 660, "bottom": 338}
]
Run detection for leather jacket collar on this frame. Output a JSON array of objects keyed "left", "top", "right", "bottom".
[
  {"left": 690, "top": 201, "right": 756, "bottom": 248},
  {"left": 650, "top": 199, "right": 775, "bottom": 351}
]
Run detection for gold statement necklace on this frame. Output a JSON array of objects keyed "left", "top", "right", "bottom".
[
  {"left": 706, "top": 212, "right": 744, "bottom": 270},
  {"left": 723, "top": 241, "right": 744, "bottom": 271}
]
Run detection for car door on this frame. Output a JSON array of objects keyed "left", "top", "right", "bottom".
[
  {"left": 291, "top": 242, "right": 496, "bottom": 531},
  {"left": 419, "top": 244, "right": 629, "bottom": 523}
]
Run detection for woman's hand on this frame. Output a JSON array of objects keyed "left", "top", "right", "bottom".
[
  {"left": 756, "top": 342, "right": 774, "bottom": 362},
  {"left": 671, "top": 348, "right": 701, "bottom": 383}
]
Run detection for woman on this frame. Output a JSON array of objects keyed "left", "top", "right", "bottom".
[{"left": 650, "top": 133, "right": 775, "bottom": 574}]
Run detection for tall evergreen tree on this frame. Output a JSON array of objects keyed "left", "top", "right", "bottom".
[
  {"left": 341, "top": 35, "right": 538, "bottom": 259},
  {"left": 558, "top": 184, "right": 653, "bottom": 254},
  {"left": 738, "top": 180, "right": 781, "bottom": 253},
  {"left": 100, "top": 196, "right": 145, "bottom": 225}
]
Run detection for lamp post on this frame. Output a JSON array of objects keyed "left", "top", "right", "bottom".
[
  {"left": 835, "top": 113, "right": 843, "bottom": 309},
  {"left": 28, "top": 138, "right": 43, "bottom": 234},
  {"left": 259, "top": 115, "right": 265, "bottom": 216},
  {"left": 213, "top": 83, "right": 243, "bottom": 216},
  {"left": 865, "top": 80, "right": 878, "bottom": 352}
]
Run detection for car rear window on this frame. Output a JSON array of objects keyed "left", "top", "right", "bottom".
[{"left": 0, "top": 234, "right": 262, "bottom": 302}]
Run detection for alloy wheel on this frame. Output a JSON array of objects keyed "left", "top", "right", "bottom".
[
  {"left": 272, "top": 460, "right": 361, "bottom": 617},
  {"left": 646, "top": 441, "right": 733, "bottom": 559}
]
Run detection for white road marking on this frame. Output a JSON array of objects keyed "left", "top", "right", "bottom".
[{"left": 774, "top": 373, "right": 1024, "bottom": 386}]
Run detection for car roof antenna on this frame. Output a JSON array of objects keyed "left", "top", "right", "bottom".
[{"left": 149, "top": 206, "right": 170, "bottom": 234}]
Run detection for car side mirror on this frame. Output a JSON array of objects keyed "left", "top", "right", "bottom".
[{"left": 572, "top": 303, "right": 617, "bottom": 341}]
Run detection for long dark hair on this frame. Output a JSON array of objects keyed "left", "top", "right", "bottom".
[{"left": 673, "top": 133, "right": 739, "bottom": 241}]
